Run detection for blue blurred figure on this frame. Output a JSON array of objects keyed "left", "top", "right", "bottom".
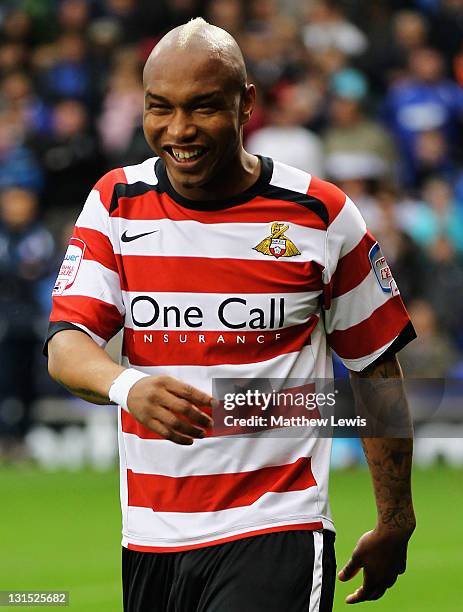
[
  {"left": 0, "top": 114, "right": 43, "bottom": 193},
  {"left": 0, "top": 187, "right": 54, "bottom": 439},
  {"left": 382, "top": 47, "right": 463, "bottom": 187}
]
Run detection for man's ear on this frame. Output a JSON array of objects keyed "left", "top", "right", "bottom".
[{"left": 240, "top": 84, "right": 256, "bottom": 126}]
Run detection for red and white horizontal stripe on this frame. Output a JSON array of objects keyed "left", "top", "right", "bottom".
[
  {"left": 123, "top": 488, "right": 326, "bottom": 551},
  {"left": 122, "top": 427, "right": 318, "bottom": 476},
  {"left": 327, "top": 295, "right": 409, "bottom": 366},
  {"left": 50, "top": 295, "right": 123, "bottom": 342},
  {"left": 120, "top": 343, "right": 316, "bottom": 394},
  {"left": 109, "top": 217, "right": 326, "bottom": 262},
  {"left": 59, "top": 259, "right": 123, "bottom": 307},
  {"left": 328, "top": 230, "right": 376, "bottom": 298},
  {"left": 116, "top": 255, "right": 323, "bottom": 293},
  {"left": 75, "top": 226, "right": 118, "bottom": 272},
  {"left": 75, "top": 189, "right": 109, "bottom": 235},
  {"left": 323, "top": 196, "right": 367, "bottom": 283},
  {"left": 324, "top": 270, "right": 392, "bottom": 333},
  {"left": 127, "top": 456, "right": 316, "bottom": 512},
  {"left": 120, "top": 424, "right": 333, "bottom": 550},
  {"left": 123, "top": 322, "right": 315, "bottom": 367},
  {"left": 124, "top": 505, "right": 325, "bottom": 552}
]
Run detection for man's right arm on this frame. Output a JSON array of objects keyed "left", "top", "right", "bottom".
[
  {"left": 48, "top": 329, "right": 125, "bottom": 404},
  {"left": 48, "top": 330, "right": 214, "bottom": 445}
]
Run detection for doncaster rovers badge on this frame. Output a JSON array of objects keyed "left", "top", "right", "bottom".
[{"left": 253, "top": 222, "right": 301, "bottom": 259}]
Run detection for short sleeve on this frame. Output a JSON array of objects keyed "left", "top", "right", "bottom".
[
  {"left": 46, "top": 169, "right": 126, "bottom": 349},
  {"left": 322, "top": 195, "right": 416, "bottom": 371}
]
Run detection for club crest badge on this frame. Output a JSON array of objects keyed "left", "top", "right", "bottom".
[{"left": 253, "top": 223, "right": 301, "bottom": 259}]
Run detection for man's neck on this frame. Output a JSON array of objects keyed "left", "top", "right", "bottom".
[{"left": 166, "top": 149, "right": 261, "bottom": 202}]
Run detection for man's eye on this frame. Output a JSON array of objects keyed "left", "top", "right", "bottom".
[
  {"left": 195, "top": 106, "right": 217, "bottom": 114},
  {"left": 148, "top": 104, "right": 171, "bottom": 112}
]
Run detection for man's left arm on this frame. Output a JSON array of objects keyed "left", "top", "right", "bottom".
[{"left": 338, "top": 353, "right": 416, "bottom": 604}]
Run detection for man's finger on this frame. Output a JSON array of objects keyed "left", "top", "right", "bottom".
[
  {"left": 385, "top": 575, "right": 398, "bottom": 589},
  {"left": 368, "top": 588, "right": 387, "bottom": 601},
  {"left": 155, "top": 388, "right": 213, "bottom": 428},
  {"left": 345, "top": 567, "right": 384, "bottom": 604},
  {"left": 165, "top": 379, "right": 216, "bottom": 413},
  {"left": 147, "top": 418, "right": 194, "bottom": 446},
  {"left": 338, "top": 556, "right": 361, "bottom": 582},
  {"left": 155, "top": 405, "right": 207, "bottom": 439},
  {"left": 169, "top": 396, "right": 213, "bottom": 428},
  {"left": 345, "top": 585, "right": 365, "bottom": 604},
  {"left": 398, "top": 559, "right": 407, "bottom": 574},
  {"left": 346, "top": 584, "right": 382, "bottom": 604}
]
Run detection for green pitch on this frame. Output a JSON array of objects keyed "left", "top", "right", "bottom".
[{"left": 0, "top": 465, "right": 461, "bottom": 611}]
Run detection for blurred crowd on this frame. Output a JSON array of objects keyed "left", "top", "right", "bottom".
[{"left": 1, "top": 0, "right": 463, "bottom": 444}]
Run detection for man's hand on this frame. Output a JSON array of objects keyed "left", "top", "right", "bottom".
[
  {"left": 48, "top": 331, "right": 215, "bottom": 445},
  {"left": 127, "top": 375, "right": 215, "bottom": 445},
  {"left": 339, "top": 525, "right": 414, "bottom": 603}
]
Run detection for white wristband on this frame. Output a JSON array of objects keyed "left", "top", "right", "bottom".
[{"left": 108, "top": 369, "right": 149, "bottom": 412}]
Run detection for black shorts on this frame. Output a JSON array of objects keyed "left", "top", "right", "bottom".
[{"left": 122, "top": 529, "right": 336, "bottom": 612}]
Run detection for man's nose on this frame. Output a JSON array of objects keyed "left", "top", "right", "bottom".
[{"left": 166, "top": 109, "right": 197, "bottom": 141}]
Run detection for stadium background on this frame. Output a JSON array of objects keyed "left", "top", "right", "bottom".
[{"left": 0, "top": 0, "right": 462, "bottom": 610}]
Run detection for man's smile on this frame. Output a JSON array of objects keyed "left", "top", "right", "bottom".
[{"left": 163, "top": 145, "right": 209, "bottom": 167}]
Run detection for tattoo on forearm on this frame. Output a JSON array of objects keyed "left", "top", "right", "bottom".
[
  {"left": 350, "top": 355, "right": 413, "bottom": 437},
  {"left": 350, "top": 355, "right": 415, "bottom": 532},
  {"left": 361, "top": 438, "right": 415, "bottom": 532},
  {"left": 56, "top": 378, "right": 109, "bottom": 405}
]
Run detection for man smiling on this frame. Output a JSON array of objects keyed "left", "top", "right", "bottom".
[
  {"left": 46, "top": 18, "right": 416, "bottom": 612},
  {"left": 142, "top": 18, "right": 259, "bottom": 199}
]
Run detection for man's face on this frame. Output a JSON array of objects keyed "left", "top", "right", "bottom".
[
  {"left": 0, "top": 188, "right": 37, "bottom": 229},
  {"left": 143, "top": 48, "right": 251, "bottom": 191},
  {"left": 409, "top": 49, "right": 443, "bottom": 83}
]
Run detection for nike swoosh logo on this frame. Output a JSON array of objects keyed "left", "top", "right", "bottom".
[{"left": 121, "top": 230, "right": 159, "bottom": 243}]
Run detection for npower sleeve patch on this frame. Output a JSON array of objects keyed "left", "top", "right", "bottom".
[{"left": 53, "top": 238, "right": 86, "bottom": 295}]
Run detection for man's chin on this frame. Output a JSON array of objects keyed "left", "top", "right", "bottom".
[
  {"left": 167, "top": 166, "right": 211, "bottom": 190},
  {"left": 177, "top": 173, "right": 208, "bottom": 189}
]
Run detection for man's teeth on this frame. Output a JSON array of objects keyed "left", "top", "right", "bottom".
[{"left": 172, "top": 148, "right": 204, "bottom": 161}]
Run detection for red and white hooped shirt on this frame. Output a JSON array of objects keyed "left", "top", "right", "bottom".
[{"left": 47, "top": 156, "right": 415, "bottom": 552}]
